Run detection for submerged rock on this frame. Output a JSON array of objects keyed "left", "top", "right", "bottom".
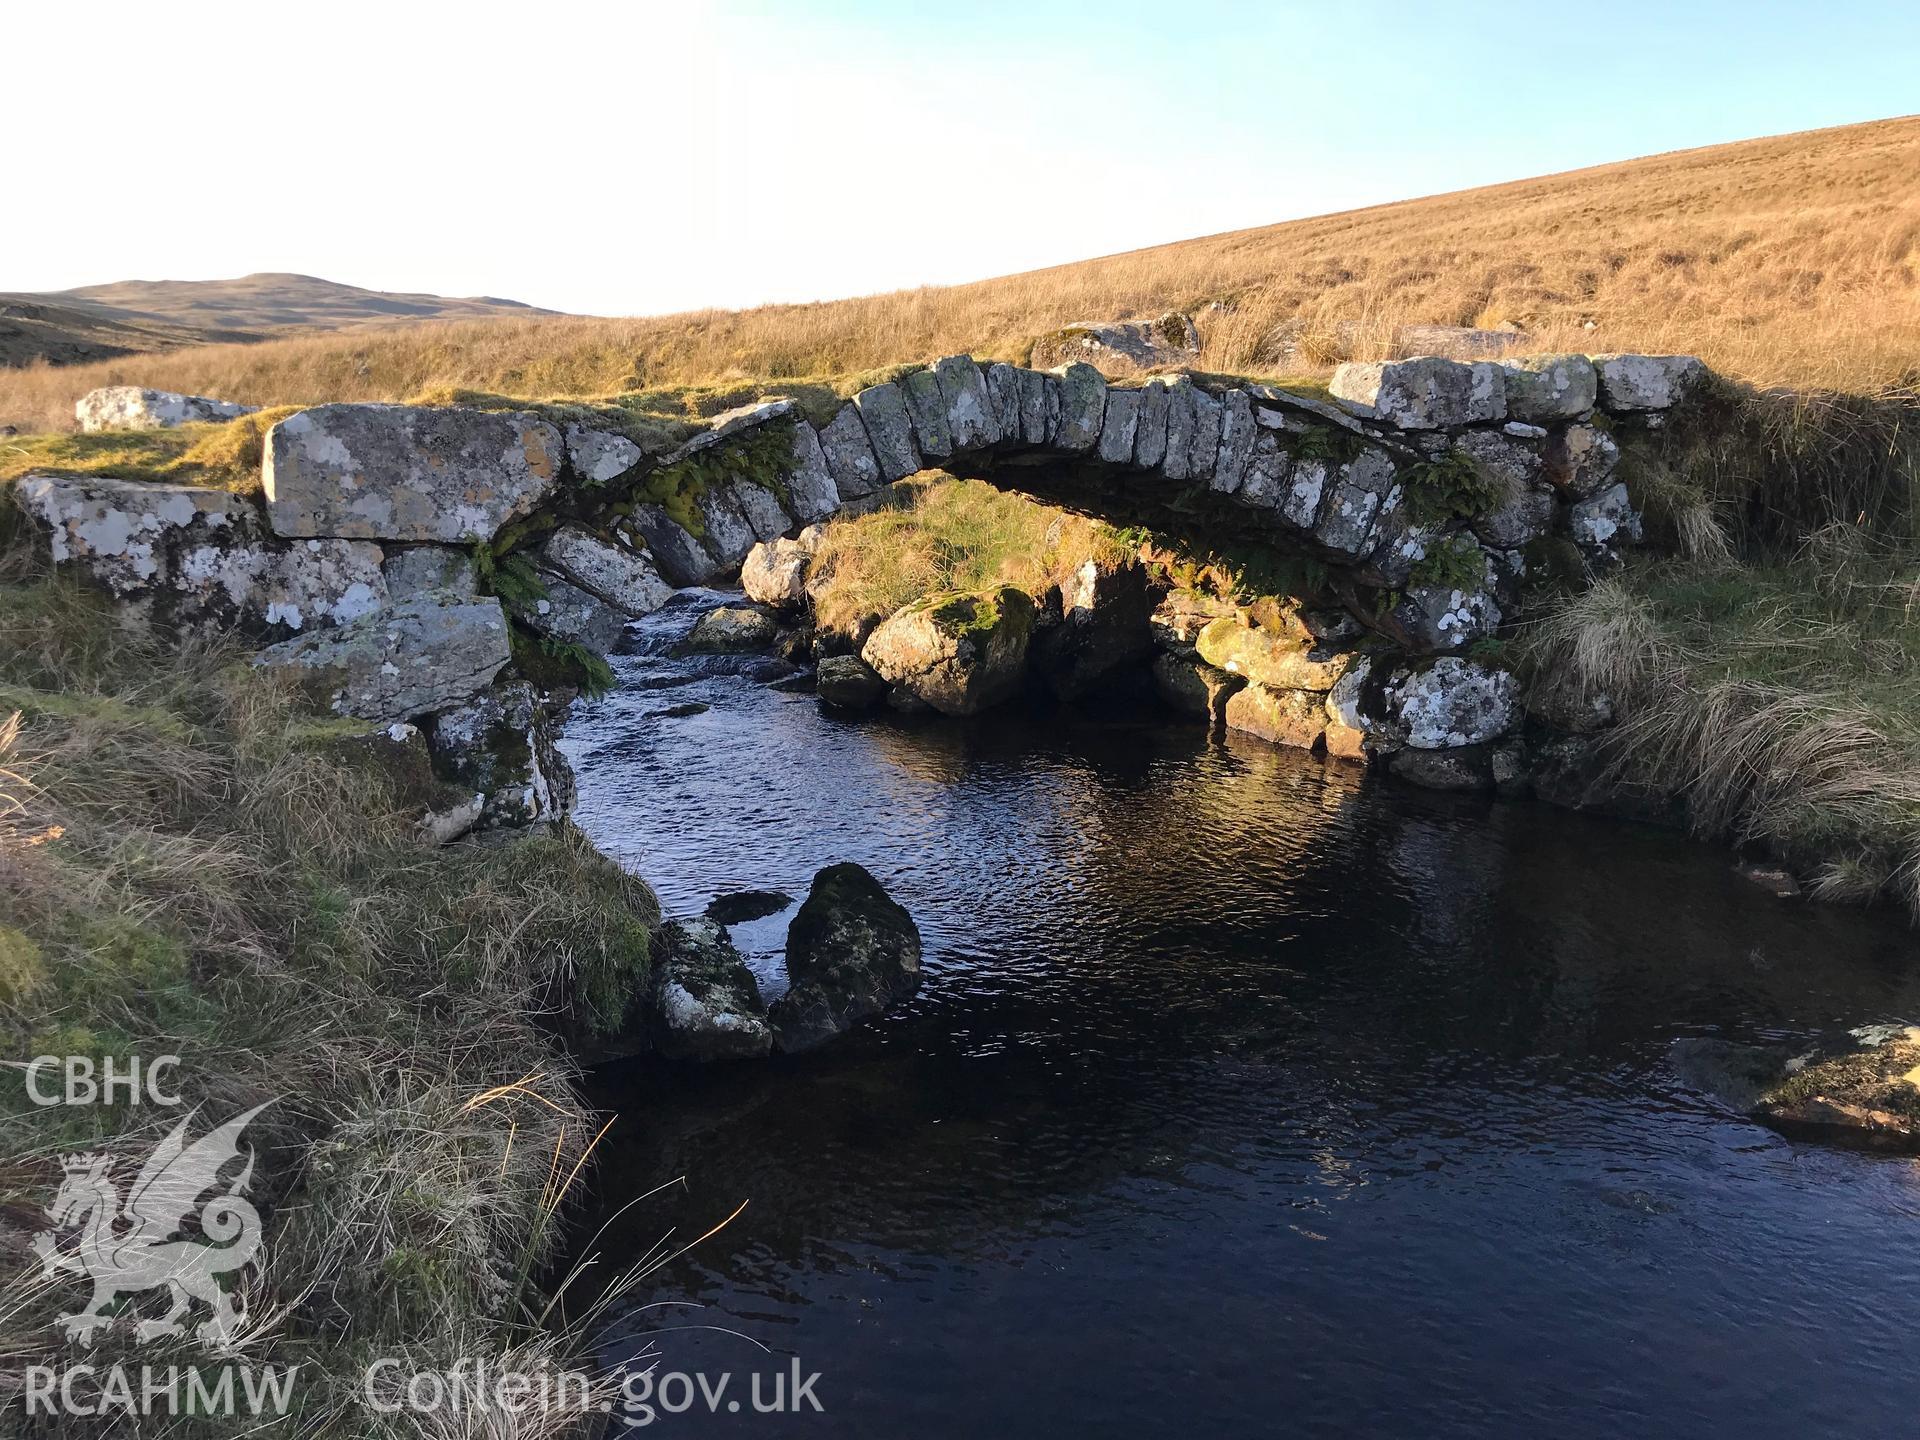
[
  {"left": 769, "top": 864, "right": 923, "bottom": 1054},
  {"left": 861, "top": 586, "right": 1035, "bottom": 716},
  {"left": 705, "top": 890, "right": 794, "bottom": 925},
  {"left": 682, "top": 605, "right": 781, "bottom": 653},
  {"left": 815, "top": 653, "right": 888, "bottom": 710},
  {"left": 645, "top": 919, "right": 773, "bottom": 1062}
]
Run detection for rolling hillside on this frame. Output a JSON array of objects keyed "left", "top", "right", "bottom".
[
  {"left": 0, "top": 273, "right": 557, "bottom": 374},
  {"left": 2, "top": 116, "right": 1915, "bottom": 432}
]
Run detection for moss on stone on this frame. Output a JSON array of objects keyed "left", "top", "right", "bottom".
[{"left": 1408, "top": 534, "right": 1487, "bottom": 591}]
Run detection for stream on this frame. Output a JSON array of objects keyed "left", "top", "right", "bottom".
[{"left": 559, "top": 590, "right": 1920, "bottom": 1437}]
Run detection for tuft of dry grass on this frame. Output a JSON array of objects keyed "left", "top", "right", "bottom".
[
  {"left": 4, "top": 116, "right": 1918, "bottom": 433},
  {"left": 1523, "top": 529, "right": 1920, "bottom": 916}
]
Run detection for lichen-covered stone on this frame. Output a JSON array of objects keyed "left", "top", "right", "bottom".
[
  {"left": 768, "top": 863, "right": 922, "bottom": 1054},
  {"left": 540, "top": 526, "right": 672, "bottom": 616},
  {"left": 1500, "top": 354, "right": 1597, "bottom": 422},
  {"left": 1389, "top": 581, "right": 1503, "bottom": 653},
  {"left": 1133, "top": 379, "right": 1171, "bottom": 469},
  {"left": 1160, "top": 379, "right": 1196, "bottom": 479},
  {"left": 1323, "top": 655, "right": 1378, "bottom": 759},
  {"left": 1211, "top": 390, "right": 1259, "bottom": 493},
  {"left": 425, "top": 677, "right": 573, "bottom": 827},
  {"left": 1028, "top": 313, "right": 1201, "bottom": 375},
  {"left": 818, "top": 404, "right": 883, "bottom": 498},
  {"left": 620, "top": 505, "right": 717, "bottom": 588},
  {"left": 1382, "top": 657, "right": 1518, "bottom": 749},
  {"left": 691, "top": 486, "right": 761, "bottom": 571},
  {"left": 1017, "top": 367, "right": 1056, "bottom": 446},
  {"left": 1311, "top": 449, "right": 1400, "bottom": 555},
  {"left": 985, "top": 362, "right": 1024, "bottom": 443},
  {"left": 264, "top": 404, "right": 563, "bottom": 542},
  {"left": 1329, "top": 357, "right": 1505, "bottom": 429},
  {"left": 1186, "top": 387, "right": 1224, "bottom": 483},
  {"left": 901, "top": 368, "right": 955, "bottom": 459},
  {"left": 645, "top": 919, "right": 772, "bottom": 1062},
  {"left": 1195, "top": 615, "right": 1347, "bottom": 691},
  {"left": 933, "top": 354, "right": 998, "bottom": 450},
  {"left": 729, "top": 480, "right": 794, "bottom": 543},
  {"left": 18, "top": 472, "right": 385, "bottom": 633},
  {"left": 852, "top": 382, "right": 921, "bottom": 481},
  {"left": 382, "top": 545, "right": 478, "bottom": 601},
  {"left": 564, "top": 424, "right": 643, "bottom": 485},
  {"left": 1567, "top": 481, "right": 1643, "bottom": 555},
  {"left": 740, "top": 537, "right": 812, "bottom": 610},
  {"left": 76, "top": 386, "right": 257, "bottom": 432},
  {"left": 1543, "top": 422, "right": 1621, "bottom": 498},
  {"left": 253, "top": 591, "right": 512, "bottom": 724},
  {"left": 524, "top": 574, "right": 628, "bottom": 653},
  {"left": 1097, "top": 388, "right": 1141, "bottom": 464},
  {"left": 1049, "top": 363, "right": 1108, "bottom": 451},
  {"left": 1224, "top": 683, "right": 1327, "bottom": 751},
  {"left": 1593, "top": 354, "right": 1705, "bottom": 411},
  {"left": 780, "top": 421, "right": 841, "bottom": 524},
  {"left": 861, "top": 586, "right": 1035, "bottom": 716}
]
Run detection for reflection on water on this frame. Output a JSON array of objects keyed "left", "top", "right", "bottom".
[{"left": 560, "top": 593, "right": 1920, "bottom": 1438}]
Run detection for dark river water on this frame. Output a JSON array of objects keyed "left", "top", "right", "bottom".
[{"left": 559, "top": 591, "right": 1920, "bottom": 1438}]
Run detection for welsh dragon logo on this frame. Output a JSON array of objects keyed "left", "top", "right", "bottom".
[{"left": 31, "top": 1102, "right": 271, "bottom": 1349}]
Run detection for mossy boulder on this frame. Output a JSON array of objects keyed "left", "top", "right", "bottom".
[
  {"left": 1223, "top": 683, "right": 1327, "bottom": 752},
  {"left": 1753, "top": 1027, "right": 1920, "bottom": 1151},
  {"left": 1195, "top": 614, "right": 1347, "bottom": 692},
  {"left": 769, "top": 863, "right": 922, "bottom": 1054},
  {"left": 860, "top": 585, "right": 1035, "bottom": 716}
]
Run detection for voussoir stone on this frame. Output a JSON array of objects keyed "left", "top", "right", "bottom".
[
  {"left": 852, "top": 383, "right": 921, "bottom": 481},
  {"left": 264, "top": 404, "right": 563, "bottom": 543},
  {"left": 818, "top": 404, "right": 883, "bottom": 498},
  {"left": 1098, "top": 388, "right": 1141, "bottom": 464},
  {"left": 1329, "top": 357, "right": 1505, "bottom": 429},
  {"left": 1049, "top": 363, "right": 1108, "bottom": 451},
  {"left": 76, "top": 386, "right": 257, "bottom": 432},
  {"left": 621, "top": 505, "right": 720, "bottom": 588},
  {"left": 781, "top": 422, "right": 842, "bottom": 525},
  {"left": 1212, "top": 390, "right": 1259, "bottom": 492},
  {"left": 934, "top": 354, "right": 998, "bottom": 450},
  {"left": 901, "top": 368, "right": 955, "bottom": 459},
  {"left": 253, "top": 591, "right": 512, "bottom": 724}
]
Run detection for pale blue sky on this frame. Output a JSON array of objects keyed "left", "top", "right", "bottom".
[{"left": 11, "top": 0, "right": 1918, "bottom": 314}]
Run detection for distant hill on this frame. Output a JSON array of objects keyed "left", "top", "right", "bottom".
[{"left": 0, "top": 273, "right": 560, "bottom": 368}]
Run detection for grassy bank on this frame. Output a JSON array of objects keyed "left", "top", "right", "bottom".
[
  {"left": 805, "top": 478, "right": 1131, "bottom": 641},
  {"left": 0, "top": 517, "right": 659, "bottom": 1433}
]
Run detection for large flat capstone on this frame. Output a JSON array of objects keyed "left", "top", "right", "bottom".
[{"left": 264, "top": 404, "right": 564, "bottom": 542}]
